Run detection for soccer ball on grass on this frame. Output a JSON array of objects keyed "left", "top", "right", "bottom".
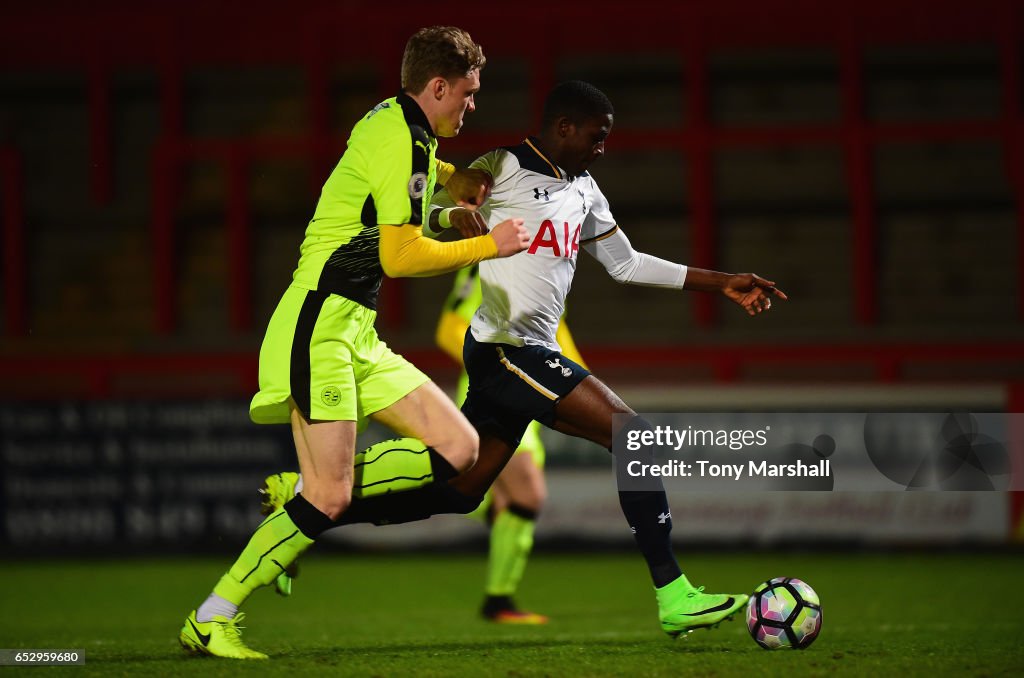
[{"left": 746, "top": 577, "right": 822, "bottom": 650}]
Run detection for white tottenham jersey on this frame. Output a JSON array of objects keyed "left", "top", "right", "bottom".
[{"left": 433, "top": 138, "right": 687, "bottom": 351}]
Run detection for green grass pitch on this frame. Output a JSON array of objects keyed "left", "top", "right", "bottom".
[{"left": 3, "top": 551, "right": 1022, "bottom": 676}]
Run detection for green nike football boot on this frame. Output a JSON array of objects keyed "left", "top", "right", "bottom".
[
  {"left": 258, "top": 472, "right": 300, "bottom": 596},
  {"left": 179, "top": 610, "right": 268, "bottom": 659},
  {"left": 656, "top": 575, "right": 749, "bottom": 637}
]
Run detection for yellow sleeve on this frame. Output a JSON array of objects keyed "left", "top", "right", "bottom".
[
  {"left": 556, "top": 320, "right": 588, "bottom": 370},
  {"left": 379, "top": 224, "right": 498, "bottom": 278},
  {"left": 435, "top": 309, "right": 470, "bottom": 365},
  {"left": 436, "top": 159, "right": 456, "bottom": 186}
]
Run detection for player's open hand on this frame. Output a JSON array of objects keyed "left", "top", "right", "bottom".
[
  {"left": 447, "top": 207, "right": 489, "bottom": 238},
  {"left": 446, "top": 168, "right": 492, "bottom": 209},
  {"left": 723, "top": 273, "right": 788, "bottom": 316},
  {"left": 489, "top": 218, "right": 530, "bottom": 257}
]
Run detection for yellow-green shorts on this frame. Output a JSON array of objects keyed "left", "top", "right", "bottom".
[{"left": 250, "top": 285, "right": 429, "bottom": 424}]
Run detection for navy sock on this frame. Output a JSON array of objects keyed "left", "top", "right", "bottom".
[
  {"left": 613, "top": 418, "right": 682, "bottom": 588},
  {"left": 617, "top": 485, "right": 682, "bottom": 588},
  {"left": 335, "top": 451, "right": 481, "bottom": 526},
  {"left": 283, "top": 493, "right": 334, "bottom": 539},
  {"left": 336, "top": 481, "right": 481, "bottom": 525}
]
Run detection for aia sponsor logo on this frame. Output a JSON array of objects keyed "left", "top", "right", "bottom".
[{"left": 527, "top": 220, "right": 581, "bottom": 258}]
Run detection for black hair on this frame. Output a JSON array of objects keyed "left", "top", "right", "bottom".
[{"left": 541, "top": 80, "right": 614, "bottom": 127}]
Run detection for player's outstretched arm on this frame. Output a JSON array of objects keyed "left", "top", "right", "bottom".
[
  {"left": 379, "top": 218, "right": 529, "bottom": 278},
  {"left": 583, "top": 226, "right": 786, "bottom": 314},
  {"left": 582, "top": 226, "right": 687, "bottom": 288},
  {"left": 683, "top": 269, "right": 788, "bottom": 316}
]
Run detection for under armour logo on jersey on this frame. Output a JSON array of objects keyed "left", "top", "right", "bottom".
[
  {"left": 533, "top": 188, "right": 550, "bottom": 201},
  {"left": 658, "top": 511, "right": 671, "bottom": 524},
  {"left": 545, "top": 359, "right": 572, "bottom": 377}
]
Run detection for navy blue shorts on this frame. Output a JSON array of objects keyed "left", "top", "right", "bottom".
[{"left": 461, "top": 330, "right": 590, "bottom": 448}]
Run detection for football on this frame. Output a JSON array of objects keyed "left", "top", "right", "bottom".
[{"left": 746, "top": 577, "right": 822, "bottom": 650}]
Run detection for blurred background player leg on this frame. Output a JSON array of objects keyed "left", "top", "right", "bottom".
[
  {"left": 438, "top": 266, "right": 559, "bottom": 624},
  {"left": 470, "top": 420, "right": 548, "bottom": 624}
]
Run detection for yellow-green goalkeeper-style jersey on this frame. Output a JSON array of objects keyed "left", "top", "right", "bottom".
[{"left": 291, "top": 92, "right": 440, "bottom": 309}]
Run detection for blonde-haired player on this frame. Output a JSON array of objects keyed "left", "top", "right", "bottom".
[{"left": 178, "top": 26, "right": 528, "bottom": 659}]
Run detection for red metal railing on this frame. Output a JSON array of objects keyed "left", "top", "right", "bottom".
[
  {"left": 2, "top": 343, "right": 1022, "bottom": 401},
  {"left": 1, "top": 0, "right": 1021, "bottom": 338}
]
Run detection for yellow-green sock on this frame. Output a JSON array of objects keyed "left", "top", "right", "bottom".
[
  {"left": 212, "top": 508, "right": 315, "bottom": 606},
  {"left": 353, "top": 437, "right": 450, "bottom": 498},
  {"left": 485, "top": 509, "right": 535, "bottom": 597}
]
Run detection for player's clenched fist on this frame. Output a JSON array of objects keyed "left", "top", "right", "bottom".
[
  {"left": 448, "top": 208, "right": 489, "bottom": 238},
  {"left": 446, "top": 168, "right": 493, "bottom": 208},
  {"left": 489, "top": 218, "right": 530, "bottom": 257}
]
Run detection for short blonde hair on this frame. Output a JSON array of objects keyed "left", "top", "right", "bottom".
[{"left": 401, "top": 26, "right": 486, "bottom": 94}]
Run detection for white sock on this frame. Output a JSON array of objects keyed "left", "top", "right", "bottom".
[
  {"left": 294, "top": 475, "right": 303, "bottom": 495},
  {"left": 196, "top": 593, "right": 238, "bottom": 623}
]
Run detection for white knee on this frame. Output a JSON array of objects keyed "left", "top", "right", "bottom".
[
  {"left": 444, "top": 425, "right": 479, "bottom": 474},
  {"left": 318, "top": 497, "right": 351, "bottom": 522},
  {"left": 301, "top": 483, "right": 352, "bottom": 522}
]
